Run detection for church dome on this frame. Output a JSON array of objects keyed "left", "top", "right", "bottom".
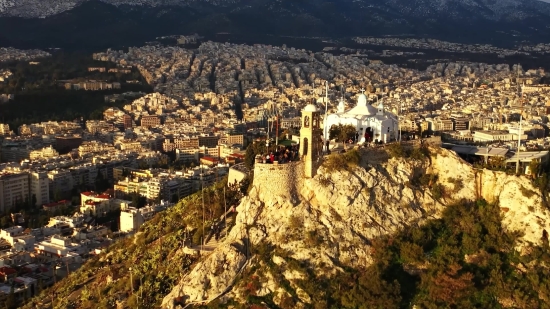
[
  {"left": 357, "top": 93, "right": 368, "bottom": 107},
  {"left": 303, "top": 104, "right": 318, "bottom": 112}
]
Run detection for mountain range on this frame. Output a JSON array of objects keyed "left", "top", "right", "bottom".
[{"left": 1, "top": 0, "right": 550, "bottom": 49}]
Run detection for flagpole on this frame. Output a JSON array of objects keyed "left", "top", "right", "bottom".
[
  {"left": 324, "top": 81, "right": 329, "bottom": 153},
  {"left": 516, "top": 64, "right": 523, "bottom": 175}
]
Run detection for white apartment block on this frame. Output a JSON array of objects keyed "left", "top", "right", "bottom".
[
  {"left": 120, "top": 208, "right": 145, "bottom": 233},
  {"left": 120, "top": 206, "right": 155, "bottom": 233},
  {"left": 29, "top": 146, "right": 59, "bottom": 161},
  {"left": 0, "top": 172, "right": 30, "bottom": 212},
  {"left": 175, "top": 148, "right": 200, "bottom": 162},
  {"left": 30, "top": 171, "right": 49, "bottom": 206},
  {"left": 35, "top": 235, "right": 84, "bottom": 258},
  {"left": 0, "top": 124, "right": 10, "bottom": 135}
]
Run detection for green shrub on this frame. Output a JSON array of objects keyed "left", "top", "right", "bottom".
[
  {"left": 447, "top": 177, "right": 464, "bottom": 193},
  {"left": 386, "top": 143, "right": 431, "bottom": 161},
  {"left": 386, "top": 143, "right": 407, "bottom": 158},
  {"left": 420, "top": 173, "right": 438, "bottom": 187},
  {"left": 431, "top": 183, "right": 445, "bottom": 200},
  {"left": 323, "top": 149, "right": 361, "bottom": 172},
  {"left": 305, "top": 230, "right": 324, "bottom": 247},
  {"left": 329, "top": 208, "right": 343, "bottom": 221},
  {"left": 520, "top": 186, "right": 537, "bottom": 199},
  {"left": 288, "top": 215, "right": 303, "bottom": 231}
]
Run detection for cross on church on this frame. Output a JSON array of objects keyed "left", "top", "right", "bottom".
[{"left": 360, "top": 88, "right": 365, "bottom": 94}]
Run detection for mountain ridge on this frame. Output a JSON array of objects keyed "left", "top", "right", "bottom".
[{"left": 1, "top": 0, "right": 550, "bottom": 48}]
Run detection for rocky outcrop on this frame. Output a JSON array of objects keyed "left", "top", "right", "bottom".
[{"left": 161, "top": 147, "right": 549, "bottom": 308}]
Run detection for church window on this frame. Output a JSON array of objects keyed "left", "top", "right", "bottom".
[
  {"left": 303, "top": 138, "right": 309, "bottom": 156},
  {"left": 304, "top": 116, "right": 310, "bottom": 128}
]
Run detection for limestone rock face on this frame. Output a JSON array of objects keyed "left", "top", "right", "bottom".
[
  {"left": 161, "top": 147, "right": 549, "bottom": 308},
  {"left": 162, "top": 243, "right": 247, "bottom": 307}
]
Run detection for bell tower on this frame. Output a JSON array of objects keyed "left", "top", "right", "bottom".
[{"left": 300, "top": 103, "right": 322, "bottom": 178}]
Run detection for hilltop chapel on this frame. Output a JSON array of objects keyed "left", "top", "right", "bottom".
[{"left": 324, "top": 90, "right": 399, "bottom": 144}]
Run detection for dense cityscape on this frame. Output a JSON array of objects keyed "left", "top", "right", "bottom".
[{"left": 0, "top": 34, "right": 550, "bottom": 307}]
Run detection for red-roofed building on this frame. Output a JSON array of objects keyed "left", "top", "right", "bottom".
[
  {"left": 227, "top": 153, "right": 245, "bottom": 164},
  {"left": 42, "top": 200, "right": 71, "bottom": 213},
  {"left": 0, "top": 266, "right": 16, "bottom": 282},
  {"left": 200, "top": 156, "right": 219, "bottom": 167},
  {"left": 80, "top": 191, "right": 114, "bottom": 217}
]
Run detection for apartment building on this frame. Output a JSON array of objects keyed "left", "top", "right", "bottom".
[
  {"left": 119, "top": 141, "right": 143, "bottom": 152},
  {"left": 198, "top": 135, "right": 220, "bottom": 148},
  {"left": 140, "top": 115, "right": 161, "bottom": 128},
  {"left": 280, "top": 117, "right": 301, "bottom": 129},
  {"left": 86, "top": 121, "right": 114, "bottom": 134},
  {"left": 47, "top": 170, "right": 74, "bottom": 196},
  {"left": 54, "top": 136, "right": 82, "bottom": 153},
  {"left": 30, "top": 172, "right": 49, "bottom": 207},
  {"left": 35, "top": 235, "right": 84, "bottom": 258},
  {"left": 79, "top": 191, "right": 117, "bottom": 216},
  {"left": 162, "top": 137, "right": 200, "bottom": 152},
  {"left": 147, "top": 177, "right": 192, "bottom": 201},
  {"left": 175, "top": 148, "right": 200, "bottom": 162},
  {"left": 114, "top": 177, "right": 148, "bottom": 198},
  {"left": 123, "top": 114, "right": 133, "bottom": 129},
  {"left": 429, "top": 118, "right": 454, "bottom": 132},
  {"left": 29, "top": 146, "right": 59, "bottom": 161},
  {"left": 451, "top": 116, "right": 470, "bottom": 131},
  {"left": 0, "top": 173, "right": 30, "bottom": 212},
  {"left": 78, "top": 141, "right": 115, "bottom": 156},
  {"left": 88, "top": 67, "right": 106, "bottom": 72},
  {"left": 120, "top": 206, "right": 155, "bottom": 233},
  {"left": 219, "top": 133, "right": 244, "bottom": 146},
  {"left": 0, "top": 124, "right": 10, "bottom": 136}
]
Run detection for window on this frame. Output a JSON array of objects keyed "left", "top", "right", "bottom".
[{"left": 304, "top": 116, "right": 310, "bottom": 128}]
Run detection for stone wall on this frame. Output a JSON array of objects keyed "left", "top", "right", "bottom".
[
  {"left": 253, "top": 162, "right": 304, "bottom": 204},
  {"left": 228, "top": 163, "right": 248, "bottom": 185}
]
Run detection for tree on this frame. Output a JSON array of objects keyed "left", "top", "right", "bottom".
[
  {"left": 244, "top": 141, "right": 267, "bottom": 169},
  {"left": 95, "top": 171, "right": 110, "bottom": 192},
  {"left": 329, "top": 124, "right": 357, "bottom": 148},
  {"left": 0, "top": 216, "right": 11, "bottom": 228},
  {"left": 529, "top": 159, "right": 541, "bottom": 178},
  {"left": 31, "top": 194, "right": 37, "bottom": 208},
  {"left": 130, "top": 193, "right": 147, "bottom": 209}
]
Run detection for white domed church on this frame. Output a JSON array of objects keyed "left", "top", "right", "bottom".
[{"left": 324, "top": 90, "right": 399, "bottom": 143}]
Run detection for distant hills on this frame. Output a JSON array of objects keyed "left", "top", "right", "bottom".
[{"left": 1, "top": 0, "right": 550, "bottom": 50}]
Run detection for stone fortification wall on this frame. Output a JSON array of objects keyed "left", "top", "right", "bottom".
[
  {"left": 228, "top": 163, "right": 248, "bottom": 185},
  {"left": 253, "top": 162, "right": 304, "bottom": 204}
]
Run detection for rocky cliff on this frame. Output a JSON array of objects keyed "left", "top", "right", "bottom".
[{"left": 161, "top": 146, "right": 549, "bottom": 308}]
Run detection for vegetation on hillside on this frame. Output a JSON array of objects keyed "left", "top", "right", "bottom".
[
  {"left": 23, "top": 179, "right": 245, "bottom": 309},
  {"left": 217, "top": 199, "right": 550, "bottom": 309},
  {"left": 0, "top": 51, "right": 152, "bottom": 129},
  {"left": 323, "top": 148, "right": 361, "bottom": 172},
  {"left": 386, "top": 142, "right": 431, "bottom": 161}
]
